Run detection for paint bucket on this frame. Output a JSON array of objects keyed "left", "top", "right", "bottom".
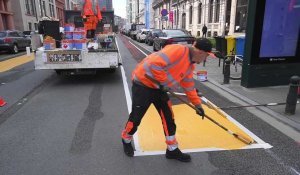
[
  {"left": 73, "top": 39, "right": 87, "bottom": 50},
  {"left": 74, "top": 27, "right": 85, "bottom": 32},
  {"left": 197, "top": 70, "right": 208, "bottom": 82},
  {"left": 64, "top": 24, "right": 75, "bottom": 32},
  {"left": 64, "top": 32, "right": 73, "bottom": 39},
  {"left": 73, "top": 31, "right": 85, "bottom": 39},
  {"left": 61, "top": 40, "right": 73, "bottom": 50},
  {"left": 43, "top": 41, "right": 56, "bottom": 50}
]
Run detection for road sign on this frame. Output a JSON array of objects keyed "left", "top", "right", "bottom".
[
  {"left": 169, "top": 11, "right": 173, "bottom": 22},
  {"left": 161, "top": 16, "right": 168, "bottom": 21},
  {"left": 161, "top": 9, "right": 168, "bottom": 16}
]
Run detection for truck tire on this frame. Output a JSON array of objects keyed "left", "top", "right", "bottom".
[
  {"left": 55, "top": 69, "right": 62, "bottom": 75},
  {"left": 107, "top": 68, "right": 116, "bottom": 73}
]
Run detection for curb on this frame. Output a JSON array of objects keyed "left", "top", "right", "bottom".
[{"left": 0, "top": 52, "right": 26, "bottom": 62}]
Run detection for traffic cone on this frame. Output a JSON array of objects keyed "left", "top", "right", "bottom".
[{"left": 0, "top": 97, "right": 7, "bottom": 107}]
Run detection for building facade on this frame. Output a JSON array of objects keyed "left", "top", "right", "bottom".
[
  {"left": 56, "top": 0, "right": 65, "bottom": 26},
  {"left": 150, "top": 0, "right": 248, "bottom": 37},
  {"left": 126, "top": 0, "right": 154, "bottom": 28},
  {"left": 12, "top": 0, "right": 57, "bottom": 31},
  {"left": 0, "top": 0, "right": 14, "bottom": 30},
  {"left": 99, "top": 0, "right": 113, "bottom": 11}
]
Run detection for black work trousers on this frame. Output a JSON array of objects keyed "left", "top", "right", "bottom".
[{"left": 126, "top": 81, "right": 176, "bottom": 137}]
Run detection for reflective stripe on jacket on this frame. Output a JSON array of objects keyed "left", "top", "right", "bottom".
[{"left": 132, "top": 44, "right": 201, "bottom": 105}]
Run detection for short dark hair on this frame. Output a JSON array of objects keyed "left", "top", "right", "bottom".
[{"left": 194, "top": 38, "right": 212, "bottom": 52}]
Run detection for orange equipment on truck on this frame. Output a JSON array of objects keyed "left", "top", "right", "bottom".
[{"left": 81, "top": 0, "right": 102, "bottom": 37}]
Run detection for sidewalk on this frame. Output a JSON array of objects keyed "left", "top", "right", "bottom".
[{"left": 195, "top": 57, "right": 300, "bottom": 133}]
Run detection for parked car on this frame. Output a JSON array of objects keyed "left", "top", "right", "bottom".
[
  {"left": 136, "top": 29, "right": 151, "bottom": 42},
  {"left": 0, "top": 30, "right": 31, "bottom": 54},
  {"left": 145, "top": 29, "right": 162, "bottom": 46},
  {"left": 153, "top": 29, "right": 195, "bottom": 51}
]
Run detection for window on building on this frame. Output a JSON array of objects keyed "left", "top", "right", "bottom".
[
  {"left": 31, "top": 0, "right": 35, "bottom": 15},
  {"left": 49, "top": 4, "right": 55, "bottom": 17},
  {"left": 214, "top": 0, "right": 220, "bottom": 22},
  {"left": 39, "top": 0, "right": 43, "bottom": 16},
  {"left": 235, "top": 0, "right": 248, "bottom": 32},
  {"left": 198, "top": 3, "right": 202, "bottom": 24},
  {"left": 49, "top": 0, "right": 55, "bottom": 17},
  {"left": 25, "top": 0, "right": 35, "bottom": 15},
  {"left": 28, "top": 22, "right": 32, "bottom": 31},
  {"left": 25, "top": 0, "right": 30, "bottom": 14},
  {"left": 42, "top": 1, "right": 46, "bottom": 16},
  {"left": 182, "top": 13, "right": 186, "bottom": 29},
  {"left": 208, "top": 0, "right": 213, "bottom": 23},
  {"left": 34, "top": 23, "right": 38, "bottom": 30},
  {"left": 189, "top": 6, "right": 193, "bottom": 24}
]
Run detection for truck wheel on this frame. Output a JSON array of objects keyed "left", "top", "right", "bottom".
[
  {"left": 55, "top": 70, "right": 62, "bottom": 75},
  {"left": 107, "top": 68, "right": 116, "bottom": 73}
]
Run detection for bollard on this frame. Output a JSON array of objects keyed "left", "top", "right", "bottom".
[
  {"left": 223, "top": 58, "right": 231, "bottom": 84},
  {"left": 26, "top": 47, "right": 31, "bottom": 56},
  {"left": 285, "top": 76, "right": 300, "bottom": 115}
]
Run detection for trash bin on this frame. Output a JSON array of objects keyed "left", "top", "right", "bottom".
[
  {"left": 214, "top": 36, "right": 227, "bottom": 57},
  {"left": 226, "top": 36, "right": 236, "bottom": 55},
  {"left": 235, "top": 36, "right": 245, "bottom": 56}
]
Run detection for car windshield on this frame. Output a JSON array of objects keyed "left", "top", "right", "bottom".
[
  {"left": 0, "top": 32, "right": 7, "bottom": 38},
  {"left": 164, "top": 30, "right": 189, "bottom": 37}
]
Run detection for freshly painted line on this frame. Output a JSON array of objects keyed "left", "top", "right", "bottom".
[
  {"left": 156, "top": 89, "right": 270, "bottom": 146},
  {"left": 118, "top": 46, "right": 141, "bottom": 154},
  {"left": 200, "top": 96, "right": 268, "bottom": 145}
]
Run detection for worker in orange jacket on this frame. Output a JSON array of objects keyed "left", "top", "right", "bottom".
[{"left": 121, "top": 38, "right": 214, "bottom": 162}]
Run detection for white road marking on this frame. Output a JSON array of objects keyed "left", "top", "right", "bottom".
[
  {"left": 117, "top": 40, "right": 142, "bottom": 154},
  {"left": 129, "top": 41, "right": 149, "bottom": 56}
]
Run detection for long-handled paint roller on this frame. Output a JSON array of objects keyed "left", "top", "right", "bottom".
[{"left": 145, "top": 74, "right": 255, "bottom": 145}]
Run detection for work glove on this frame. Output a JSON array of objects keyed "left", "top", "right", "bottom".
[
  {"left": 196, "top": 88, "right": 203, "bottom": 97},
  {"left": 195, "top": 105, "right": 205, "bottom": 119}
]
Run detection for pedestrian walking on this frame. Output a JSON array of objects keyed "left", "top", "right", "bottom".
[
  {"left": 202, "top": 24, "right": 208, "bottom": 38},
  {"left": 121, "top": 38, "right": 215, "bottom": 162}
]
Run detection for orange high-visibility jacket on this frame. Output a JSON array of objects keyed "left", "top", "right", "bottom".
[
  {"left": 132, "top": 44, "right": 201, "bottom": 105},
  {"left": 82, "top": 0, "right": 102, "bottom": 18}
]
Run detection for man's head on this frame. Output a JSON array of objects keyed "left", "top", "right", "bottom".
[{"left": 191, "top": 38, "right": 214, "bottom": 64}]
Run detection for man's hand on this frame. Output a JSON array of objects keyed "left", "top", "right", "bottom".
[{"left": 195, "top": 105, "right": 205, "bottom": 119}]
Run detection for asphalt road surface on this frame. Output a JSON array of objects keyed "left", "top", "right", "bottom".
[{"left": 0, "top": 35, "right": 299, "bottom": 175}]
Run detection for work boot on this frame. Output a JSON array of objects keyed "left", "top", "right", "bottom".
[
  {"left": 122, "top": 139, "right": 134, "bottom": 157},
  {"left": 165, "top": 148, "right": 191, "bottom": 162}
]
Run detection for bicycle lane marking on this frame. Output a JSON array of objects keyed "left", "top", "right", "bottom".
[{"left": 120, "top": 36, "right": 272, "bottom": 156}]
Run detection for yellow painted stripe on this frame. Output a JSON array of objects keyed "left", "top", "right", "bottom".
[
  {"left": 0, "top": 54, "right": 34, "bottom": 73},
  {"left": 138, "top": 104, "right": 253, "bottom": 151}
]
